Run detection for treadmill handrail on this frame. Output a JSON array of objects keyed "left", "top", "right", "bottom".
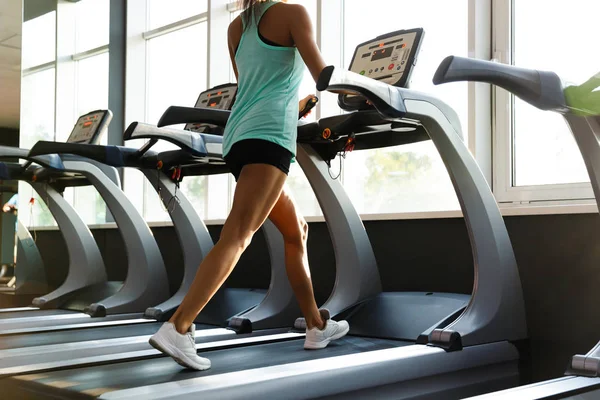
[
  {"left": 123, "top": 122, "right": 223, "bottom": 158},
  {"left": 0, "top": 145, "right": 66, "bottom": 170},
  {"left": 156, "top": 106, "right": 230, "bottom": 129},
  {"left": 0, "top": 161, "right": 10, "bottom": 179},
  {"left": 317, "top": 66, "right": 407, "bottom": 119},
  {"left": 433, "top": 55, "right": 568, "bottom": 112},
  {"left": 28, "top": 141, "right": 138, "bottom": 168}
]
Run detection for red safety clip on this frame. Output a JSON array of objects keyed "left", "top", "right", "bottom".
[
  {"left": 171, "top": 167, "right": 182, "bottom": 182},
  {"left": 344, "top": 135, "right": 356, "bottom": 153},
  {"left": 29, "top": 197, "right": 35, "bottom": 206}
]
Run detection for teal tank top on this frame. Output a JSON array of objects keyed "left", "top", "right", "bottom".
[{"left": 223, "top": 1, "right": 305, "bottom": 158}]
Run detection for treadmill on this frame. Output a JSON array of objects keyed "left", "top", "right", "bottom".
[
  {"left": 431, "top": 58, "right": 600, "bottom": 400},
  {"left": 0, "top": 110, "right": 170, "bottom": 332},
  {"left": 0, "top": 220, "right": 48, "bottom": 308},
  {"left": 0, "top": 166, "right": 47, "bottom": 307},
  {"left": 5, "top": 30, "right": 529, "bottom": 400},
  {"left": 0, "top": 86, "right": 310, "bottom": 376},
  {"left": 0, "top": 111, "right": 120, "bottom": 312}
]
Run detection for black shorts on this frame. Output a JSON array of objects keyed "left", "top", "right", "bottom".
[{"left": 224, "top": 139, "right": 294, "bottom": 181}]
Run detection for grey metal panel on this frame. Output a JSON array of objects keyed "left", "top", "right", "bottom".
[
  {"left": 28, "top": 182, "right": 107, "bottom": 308},
  {"left": 464, "top": 376, "right": 600, "bottom": 399},
  {"left": 140, "top": 169, "right": 214, "bottom": 320},
  {"left": 563, "top": 115, "right": 600, "bottom": 376},
  {"left": 296, "top": 144, "right": 381, "bottom": 316},
  {"left": 98, "top": 342, "right": 519, "bottom": 400},
  {"left": 13, "top": 220, "right": 47, "bottom": 295},
  {"left": 59, "top": 159, "right": 169, "bottom": 315},
  {"left": 400, "top": 91, "right": 527, "bottom": 347}
]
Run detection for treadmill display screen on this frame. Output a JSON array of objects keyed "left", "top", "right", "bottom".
[
  {"left": 207, "top": 96, "right": 223, "bottom": 108},
  {"left": 349, "top": 28, "right": 424, "bottom": 87},
  {"left": 185, "top": 84, "right": 238, "bottom": 133},
  {"left": 371, "top": 47, "right": 393, "bottom": 62},
  {"left": 67, "top": 111, "right": 109, "bottom": 144}
]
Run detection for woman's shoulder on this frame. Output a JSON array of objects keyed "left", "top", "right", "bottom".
[
  {"left": 274, "top": 2, "right": 309, "bottom": 18},
  {"left": 228, "top": 15, "right": 243, "bottom": 43}
]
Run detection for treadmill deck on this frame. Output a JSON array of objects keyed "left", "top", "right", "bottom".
[{"left": 5, "top": 336, "right": 404, "bottom": 399}]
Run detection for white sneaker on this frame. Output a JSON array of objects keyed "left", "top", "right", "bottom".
[
  {"left": 149, "top": 322, "right": 211, "bottom": 371},
  {"left": 304, "top": 309, "right": 350, "bottom": 350}
]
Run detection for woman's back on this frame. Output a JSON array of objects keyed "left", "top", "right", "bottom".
[{"left": 223, "top": 1, "right": 305, "bottom": 158}]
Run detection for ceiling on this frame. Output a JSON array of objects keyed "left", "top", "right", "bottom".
[{"left": 0, "top": 1, "right": 22, "bottom": 129}]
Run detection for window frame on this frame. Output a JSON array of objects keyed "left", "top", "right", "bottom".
[
  {"left": 491, "top": 0, "right": 595, "bottom": 204},
  {"left": 25, "top": 0, "right": 600, "bottom": 230}
]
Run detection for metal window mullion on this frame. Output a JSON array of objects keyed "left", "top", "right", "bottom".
[
  {"left": 143, "top": 12, "right": 208, "bottom": 40},
  {"left": 71, "top": 44, "right": 109, "bottom": 62},
  {"left": 492, "top": 0, "right": 514, "bottom": 202},
  {"left": 22, "top": 61, "right": 56, "bottom": 77}
]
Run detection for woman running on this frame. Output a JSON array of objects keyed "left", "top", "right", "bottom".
[{"left": 149, "top": 0, "right": 349, "bottom": 371}]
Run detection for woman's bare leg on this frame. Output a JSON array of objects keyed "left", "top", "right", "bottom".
[
  {"left": 169, "top": 164, "right": 287, "bottom": 334},
  {"left": 268, "top": 186, "right": 324, "bottom": 330}
]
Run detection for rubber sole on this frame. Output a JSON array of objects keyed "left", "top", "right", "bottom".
[
  {"left": 149, "top": 336, "right": 211, "bottom": 371},
  {"left": 304, "top": 324, "right": 350, "bottom": 350}
]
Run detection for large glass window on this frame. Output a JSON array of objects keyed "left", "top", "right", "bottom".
[
  {"left": 19, "top": 68, "right": 57, "bottom": 227},
  {"left": 20, "top": 69, "right": 56, "bottom": 148},
  {"left": 70, "top": 52, "right": 110, "bottom": 225},
  {"left": 75, "top": 0, "right": 110, "bottom": 52},
  {"left": 22, "top": 11, "right": 56, "bottom": 69},
  {"left": 147, "top": 0, "right": 208, "bottom": 30},
  {"left": 144, "top": 22, "right": 209, "bottom": 222},
  {"left": 512, "top": 0, "right": 600, "bottom": 187},
  {"left": 341, "top": 0, "right": 468, "bottom": 213}
]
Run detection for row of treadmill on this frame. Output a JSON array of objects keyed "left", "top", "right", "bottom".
[{"left": 0, "top": 29, "right": 598, "bottom": 399}]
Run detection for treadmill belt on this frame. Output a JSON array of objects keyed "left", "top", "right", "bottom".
[
  {"left": 0, "top": 313, "right": 146, "bottom": 335},
  {"left": 0, "top": 322, "right": 167, "bottom": 350},
  {"left": 0, "top": 309, "right": 75, "bottom": 319},
  {"left": 6, "top": 336, "right": 407, "bottom": 399}
]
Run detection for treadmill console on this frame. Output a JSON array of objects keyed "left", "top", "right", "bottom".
[
  {"left": 184, "top": 84, "right": 238, "bottom": 133},
  {"left": 348, "top": 28, "right": 424, "bottom": 87},
  {"left": 66, "top": 110, "right": 113, "bottom": 144},
  {"left": 339, "top": 28, "right": 424, "bottom": 112}
]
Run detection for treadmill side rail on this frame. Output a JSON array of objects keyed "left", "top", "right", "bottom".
[
  {"left": 564, "top": 116, "right": 600, "bottom": 378},
  {"left": 58, "top": 158, "right": 170, "bottom": 316},
  {"left": 397, "top": 91, "right": 527, "bottom": 349},
  {"left": 95, "top": 342, "right": 520, "bottom": 400},
  {"left": 29, "top": 182, "right": 108, "bottom": 308}
]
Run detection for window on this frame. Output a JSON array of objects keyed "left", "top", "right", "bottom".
[
  {"left": 511, "top": 0, "right": 600, "bottom": 187},
  {"left": 147, "top": 0, "right": 208, "bottom": 30},
  {"left": 75, "top": 53, "right": 110, "bottom": 122},
  {"left": 69, "top": 52, "right": 110, "bottom": 225},
  {"left": 341, "top": 0, "right": 468, "bottom": 213},
  {"left": 145, "top": 24, "right": 208, "bottom": 126},
  {"left": 19, "top": 0, "right": 112, "bottom": 227},
  {"left": 143, "top": 20, "right": 209, "bottom": 222},
  {"left": 20, "top": 69, "right": 56, "bottom": 148},
  {"left": 19, "top": 68, "right": 57, "bottom": 227},
  {"left": 75, "top": 0, "right": 110, "bottom": 52},
  {"left": 22, "top": 11, "right": 56, "bottom": 69}
]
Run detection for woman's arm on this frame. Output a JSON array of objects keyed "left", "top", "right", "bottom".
[
  {"left": 289, "top": 6, "right": 361, "bottom": 97},
  {"left": 288, "top": 4, "right": 326, "bottom": 84},
  {"left": 228, "top": 17, "right": 243, "bottom": 81}
]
